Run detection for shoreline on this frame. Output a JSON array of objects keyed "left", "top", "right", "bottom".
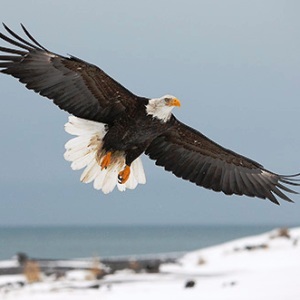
[{"left": 0, "top": 253, "right": 180, "bottom": 277}]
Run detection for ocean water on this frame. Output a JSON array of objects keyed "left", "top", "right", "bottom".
[{"left": 0, "top": 224, "right": 280, "bottom": 260}]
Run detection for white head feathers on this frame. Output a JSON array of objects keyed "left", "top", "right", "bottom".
[{"left": 146, "top": 95, "right": 181, "bottom": 122}]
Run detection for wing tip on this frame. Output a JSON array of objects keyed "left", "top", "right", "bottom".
[{"left": 269, "top": 171, "right": 300, "bottom": 205}]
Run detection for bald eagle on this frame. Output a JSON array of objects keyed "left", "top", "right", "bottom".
[{"left": 0, "top": 24, "right": 299, "bottom": 204}]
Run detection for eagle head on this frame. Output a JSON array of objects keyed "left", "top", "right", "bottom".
[{"left": 146, "top": 95, "right": 181, "bottom": 122}]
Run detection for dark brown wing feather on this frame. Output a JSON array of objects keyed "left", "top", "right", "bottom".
[
  {"left": 145, "top": 117, "right": 300, "bottom": 204},
  {"left": 0, "top": 24, "right": 141, "bottom": 124}
]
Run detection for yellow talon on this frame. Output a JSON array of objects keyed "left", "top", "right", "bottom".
[
  {"left": 101, "top": 151, "right": 112, "bottom": 170},
  {"left": 118, "top": 165, "right": 131, "bottom": 184}
]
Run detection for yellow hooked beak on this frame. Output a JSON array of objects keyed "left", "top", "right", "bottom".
[{"left": 167, "top": 98, "right": 181, "bottom": 107}]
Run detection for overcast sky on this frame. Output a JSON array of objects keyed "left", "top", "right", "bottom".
[{"left": 0, "top": 0, "right": 299, "bottom": 226}]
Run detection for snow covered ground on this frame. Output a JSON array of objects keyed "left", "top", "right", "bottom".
[{"left": 1, "top": 227, "right": 300, "bottom": 300}]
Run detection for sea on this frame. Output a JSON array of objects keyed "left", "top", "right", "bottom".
[{"left": 0, "top": 224, "right": 286, "bottom": 260}]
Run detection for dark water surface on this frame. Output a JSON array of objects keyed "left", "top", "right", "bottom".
[{"left": 0, "top": 224, "right": 281, "bottom": 260}]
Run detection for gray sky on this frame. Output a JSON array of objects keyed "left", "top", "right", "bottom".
[{"left": 0, "top": 0, "right": 299, "bottom": 226}]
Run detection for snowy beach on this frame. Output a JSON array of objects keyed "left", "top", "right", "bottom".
[{"left": 1, "top": 227, "right": 300, "bottom": 299}]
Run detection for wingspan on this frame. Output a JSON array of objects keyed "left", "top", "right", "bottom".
[
  {"left": 145, "top": 118, "right": 300, "bottom": 204},
  {"left": 0, "top": 24, "right": 141, "bottom": 124}
]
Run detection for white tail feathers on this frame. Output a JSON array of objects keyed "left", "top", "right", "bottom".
[{"left": 64, "top": 116, "right": 146, "bottom": 194}]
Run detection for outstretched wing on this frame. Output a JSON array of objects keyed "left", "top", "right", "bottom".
[
  {"left": 145, "top": 118, "right": 300, "bottom": 204},
  {"left": 0, "top": 24, "right": 142, "bottom": 124}
]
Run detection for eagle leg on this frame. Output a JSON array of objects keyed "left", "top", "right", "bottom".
[
  {"left": 101, "top": 151, "right": 112, "bottom": 170},
  {"left": 118, "top": 165, "right": 131, "bottom": 184}
]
